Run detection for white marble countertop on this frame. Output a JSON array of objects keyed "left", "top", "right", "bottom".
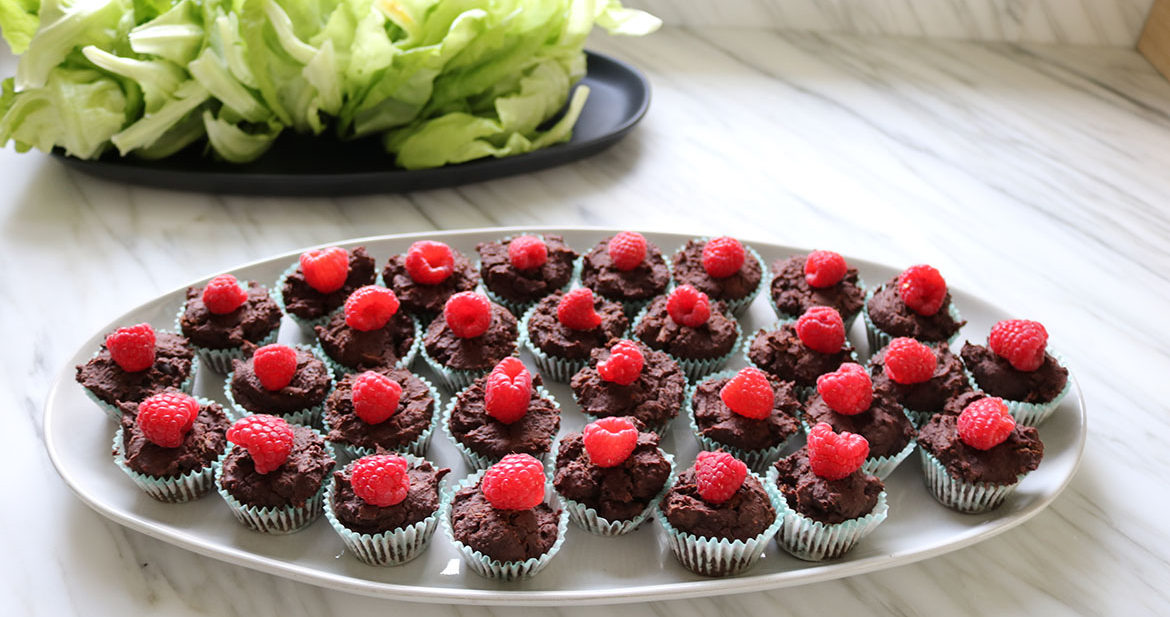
[{"left": 4, "top": 25, "right": 1170, "bottom": 616}]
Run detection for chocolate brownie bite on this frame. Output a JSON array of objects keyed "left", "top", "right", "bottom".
[
  {"left": 746, "top": 312, "right": 858, "bottom": 395},
  {"left": 521, "top": 288, "right": 628, "bottom": 381},
  {"left": 570, "top": 339, "right": 687, "bottom": 435},
  {"left": 960, "top": 319, "right": 1070, "bottom": 426},
  {"left": 671, "top": 237, "right": 766, "bottom": 315},
  {"left": 578, "top": 232, "right": 671, "bottom": 314},
  {"left": 863, "top": 264, "right": 966, "bottom": 353},
  {"left": 477, "top": 234, "right": 578, "bottom": 315},
  {"left": 382, "top": 240, "right": 478, "bottom": 317},
  {"left": 632, "top": 289, "right": 740, "bottom": 380},
  {"left": 688, "top": 368, "right": 802, "bottom": 470},
  {"left": 76, "top": 324, "right": 196, "bottom": 420},
  {"left": 226, "top": 344, "right": 333, "bottom": 426},
  {"left": 446, "top": 363, "right": 561, "bottom": 469},
  {"left": 324, "top": 368, "right": 438, "bottom": 458},
  {"left": 773, "top": 449, "right": 883, "bottom": 525},
  {"left": 770, "top": 251, "right": 865, "bottom": 326},
  {"left": 869, "top": 338, "right": 973, "bottom": 426},
  {"left": 422, "top": 293, "right": 519, "bottom": 391},
  {"left": 314, "top": 287, "right": 419, "bottom": 375},
  {"left": 179, "top": 274, "right": 282, "bottom": 373},
  {"left": 276, "top": 246, "right": 378, "bottom": 327}
]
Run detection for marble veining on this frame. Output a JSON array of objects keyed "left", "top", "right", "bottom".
[{"left": 4, "top": 24, "right": 1170, "bottom": 616}]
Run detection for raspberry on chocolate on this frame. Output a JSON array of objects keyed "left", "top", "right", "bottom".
[
  {"left": 804, "top": 250, "right": 847, "bottom": 289},
  {"left": 882, "top": 337, "right": 937, "bottom": 384},
  {"left": 694, "top": 451, "right": 748, "bottom": 504},
  {"left": 807, "top": 422, "right": 869, "bottom": 480},
  {"left": 666, "top": 284, "right": 711, "bottom": 328},
  {"left": 344, "top": 285, "right": 400, "bottom": 332},
  {"left": 507, "top": 235, "right": 548, "bottom": 271},
  {"left": 701, "top": 237, "right": 745, "bottom": 279},
  {"left": 481, "top": 453, "right": 546, "bottom": 510},
  {"left": 988, "top": 319, "right": 1049, "bottom": 372},
  {"left": 897, "top": 264, "right": 947, "bottom": 316},
  {"left": 444, "top": 291, "right": 493, "bottom": 339},
  {"left": 405, "top": 240, "right": 455, "bottom": 285},
  {"left": 137, "top": 391, "right": 199, "bottom": 448},
  {"left": 795, "top": 306, "right": 846, "bottom": 354},
  {"left": 557, "top": 287, "right": 603, "bottom": 330},
  {"left": 300, "top": 247, "right": 349, "bottom": 294},
  {"left": 816, "top": 363, "right": 872, "bottom": 415},
  {"left": 957, "top": 397, "right": 1015, "bottom": 450},
  {"left": 483, "top": 357, "right": 533, "bottom": 424},
  {"left": 350, "top": 454, "right": 410, "bottom": 507},
  {"left": 352, "top": 371, "right": 403, "bottom": 424},
  {"left": 252, "top": 344, "right": 298, "bottom": 391},
  {"left": 202, "top": 274, "right": 249, "bottom": 315},
  {"left": 105, "top": 323, "right": 157, "bottom": 373},
  {"left": 598, "top": 340, "right": 644, "bottom": 386},
  {"left": 582, "top": 417, "right": 639, "bottom": 467},
  {"left": 719, "top": 367, "right": 775, "bottom": 420},
  {"left": 607, "top": 231, "right": 648, "bottom": 271},
  {"left": 226, "top": 414, "right": 295, "bottom": 474}
]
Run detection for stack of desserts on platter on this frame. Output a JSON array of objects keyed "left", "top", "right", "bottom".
[{"left": 75, "top": 231, "right": 1069, "bottom": 578}]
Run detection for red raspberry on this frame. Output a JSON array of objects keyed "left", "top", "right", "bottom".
[
  {"left": 344, "top": 285, "right": 400, "bottom": 331},
  {"left": 481, "top": 453, "right": 546, "bottom": 510},
  {"left": 350, "top": 454, "right": 410, "bottom": 507},
  {"left": 804, "top": 250, "right": 848, "bottom": 288},
  {"left": 299, "top": 247, "right": 349, "bottom": 293},
  {"left": 807, "top": 422, "right": 869, "bottom": 480},
  {"left": 226, "top": 414, "right": 294, "bottom": 474},
  {"left": 666, "top": 284, "right": 711, "bottom": 327},
  {"left": 507, "top": 235, "right": 548, "bottom": 271},
  {"left": 252, "top": 344, "right": 298, "bottom": 391},
  {"left": 582, "top": 417, "right": 639, "bottom": 467},
  {"left": 795, "top": 306, "right": 846, "bottom": 354},
  {"left": 557, "top": 288, "right": 602, "bottom": 330},
  {"left": 897, "top": 264, "right": 947, "bottom": 316},
  {"left": 882, "top": 337, "right": 937, "bottom": 384},
  {"left": 597, "top": 340, "right": 644, "bottom": 386},
  {"left": 989, "top": 319, "right": 1049, "bottom": 372},
  {"left": 404, "top": 240, "right": 455, "bottom": 285},
  {"left": 607, "top": 231, "right": 648, "bottom": 271},
  {"left": 957, "top": 397, "right": 1016, "bottom": 450},
  {"left": 352, "top": 371, "right": 403, "bottom": 424},
  {"left": 719, "top": 367, "right": 775, "bottom": 420},
  {"left": 202, "top": 274, "right": 248, "bottom": 315},
  {"left": 136, "top": 391, "right": 199, "bottom": 448},
  {"left": 701, "top": 237, "right": 746, "bottom": 279},
  {"left": 105, "top": 323, "right": 156, "bottom": 372},
  {"left": 484, "top": 357, "right": 533, "bottom": 424},
  {"left": 694, "top": 451, "right": 748, "bottom": 504},
  {"left": 444, "top": 291, "right": 493, "bottom": 338},
  {"left": 816, "top": 363, "right": 873, "bottom": 415}
]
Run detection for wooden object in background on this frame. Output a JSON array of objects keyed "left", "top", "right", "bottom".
[{"left": 1140, "top": 0, "right": 1170, "bottom": 80}]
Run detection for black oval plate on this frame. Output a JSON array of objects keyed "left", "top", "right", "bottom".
[{"left": 51, "top": 51, "right": 650, "bottom": 196}]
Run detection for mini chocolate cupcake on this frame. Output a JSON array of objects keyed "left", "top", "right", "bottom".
[
  {"left": 745, "top": 306, "right": 859, "bottom": 399},
  {"left": 686, "top": 367, "right": 802, "bottom": 471},
  {"left": 274, "top": 246, "right": 378, "bottom": 328},
  {"left": 770, "top": 250, "right": 866, "bottom": 327},
  {"left": 476, "top": 234, "right": 579, "bottom": 315},
  {"left": 444, "top": 358, "right": 561, "bottom": 469},
  {"left": 323, "top": 368, "right": 440, "bottom": 459},
  {"left": 225, "top": 343, "right": 334, "bottom": 426},
  {"left": 917, "top": 397, "right": 1043, "bottom": 513},
  {"left": 657, "top": 451, "right": 782, "bottom": 576},
  {"left": 631, "top": 285, "right": 740, "bottom": 380},
  {"left": 76, "top": 323, "right": 197, "bottom": 421},
  {"left": 869, "top": 337, "right": 972, "bottom": 426},
  {"left": 520, "top": 287, "right": 628, "bottom": 381},
  {"left": 862, "top": 264, "right": 965, "bottom": 352},
  {"left": 324, "top": 453, "right": 450, "bottom": 566},
  {"left": 177, "top": 274, "right": 281, "bottom": 373},
  {"left": 578, "top": 231, "right": 671, "bottom": 315},
  {"left": 770, "top": 424, "right": 888, "bottom": 561},
  {"left": 960, "top": 319, "right": 1070, "bottom": 426},
  {"left": 382, "top": 240, "right": 478, "bottom": 318},
  {"left": 421, "top": 291, "right": 519, "bottom": 391},
  {"left": 569, "top": 339, "right": 687, "bottom": 435},
  {"left": 215, "top": 415, "right": 336, "bottom": 534},
  {"left": 441, "top": 454, "right": 568, "bottom": 580},
  {"left": 113, "top": 391, "right": 229, "bottom": 503},
  {"left": 315, "top": 285, "right": 420, "bottom": 375},
  {"left": 670, "top": 236, "right": 767, "bottom": 316}
]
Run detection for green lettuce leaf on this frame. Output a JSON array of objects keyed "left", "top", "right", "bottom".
[{"left": 0, "top": 0, "right": 40, "bottom": 54}]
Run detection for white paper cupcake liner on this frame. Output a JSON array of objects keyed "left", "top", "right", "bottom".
[
  {"left": 919, "top": 449, "right": 1025, "bottom": 513},
  {"left": 439, "top": 469, "right": 569, "bottom": 580},
  {"left": 861, "top": 289, "right": 964, "bottom": 355},
  {"left": 655, "top": 470, "right": 784, "bottom": 576},
  {"left": 547, "top": 438, "right": 676, "bottom": 535},
  {"left": 518, "top": 299, "right": 626, "bottom": 383},
  {"left": 769, "top": 276, "right": 867, "bottom": 330},
  {"left": 323, "top": 375, "right": 441, "bottom": 461},
  {"left": 322, "top": 454, "right": 443, "bottom": 566},
  {"left": 222, "top": 344, "right": 335, "bottom": 427},
  {"left": 631, "top": 302, "right": 741, "bottom": 381},
  {"left": 111, "top": 402, "right": 226, "bottom": 503},
  {"left": 686, "top": 370, "right": 799, "bottom": 473},
  {"left": 316, "top": 311, "right": 422, "bottom": 377},
  {"left": 742, "top": 318, "right": 861, "bottom": 402},
  {"left": 767, "top": 465, "right": 889, "bottom": 561},
  {"left": 441, "top": 384, "right": 560, "bottom": 470},
  {"left": 966, "top": 351, "right": 1071, "bottom": 427},
  {"left": 83, "top": 344, "right": 200, "bottom": 422},
  {"left": 213, "top": 436, "right": 336, "bottom": 534}
]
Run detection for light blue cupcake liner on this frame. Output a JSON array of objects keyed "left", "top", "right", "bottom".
[
  {"left": 966, "top": 350, "right": 1071, "bottom": 427},
  {"left": 767, "top": 465, "right": 889, "bottom": 561},
  {"left": 919, "top": 448, "right": 1026, "bottom": 513},
  {"left": 631, "top": 301, "right": 741, "bottom": 381},
  {"left": 900, "top": 406, "right": 934, "bottom": 428},
  {"left": 439, "top": 469, "right": 569, "bottom": 580},
  {"left": 213, "top": 433, "right": 336, "bottom": 534},
  {"left": 316, "top": 310, "right": 422, "bottom": 376},
  {"left": 798, "top": 419, "right": 917, "bottom": 480},
  {"left": 861, "top": 288, "right": 964, "bottom": 355},
  {"left": 83, "top": 341, "right": 200, "bottom": 422},
  {"left": 547, "top": 437, "right": 676, "bottom": 535},
  {"left": 655, "top": 470, "right": 784, "bottom": 576},
  {"left": 441, "top": 384, "right": 560, "bottom": 470},
  {"left": 517, "top": 294, "right": 628, "bottom": 383},
  {"left": 743, "top": 318, "right": 862, "bottom": 402},
  {"left": 478, "top": 239, "right": 583, "bottom": 317},
  {"left": 273, "top": 262, "right": 386, "bottom": 331},
  {"left": 769, "top": 275, "right": 867, "bottom": 331},
  {"left": 323, "top": 453, "right": 443, "bottom": 566},
  {"left": 686, "top": 370, "right": 800, "bottom": 473},
  {"left": 111, "top": 396, "right": 226, "bottom": 503},
  {"left": 222, "top": 344, "right": 335, "bottom": 427},
  {"left": 323, "top": 374, "right": 441, "bottom": 460},
  {"left": 668, "top": 239, "right": 768, "bottom": 318}
]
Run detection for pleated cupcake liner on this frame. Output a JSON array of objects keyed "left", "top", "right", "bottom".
[
  {"left": 213, "top": 436, "right": 336, "bottom": 534},
  {"left": 966, "top": 351, "right": 1071, "bottom": 427},
  {"left": 316, "top": 311, "right": 422, "bottom": 377},
  {"left": 919, "top": 448, "right": 1026, "bottom": 513},
  {"left": 518, "top": 298, "right": 626, "bottom": 383},
  {"left": 655, "top": 470, "right": 784, "bottom": 577},
  {"left": 83, "top": 344, "right": 200, "bottom": 422},
  {"left": 631, "top": 302, "right": 741, "bottom": 382},
  {"left": 222, "top": 344, "right": 335, "bottom": 427},
  {"left": 766, "top": 465, "right": 889, "bottom": 561},
  {"left": 901, "top": 406, "right": 934, "bottom": 428},
  {"left": 668, "top": 240, "right": 769, "bottom": 318},
  {"left": 478, "top": 246, "right": 583, "bottom": 318},
  {"left": 685, "top": 370, "right": 798, "bottom": 473},
  {"left": 322, "top": 374, "right": 441, "bottom": 461},
  {"left": 547, "top": 438, "right": 676, "bottom": 535},
  {"left": 439, "top": 469, "right": 569, "bottom": 580},
  {"left": 797, "top": 418, "right": 917, "bottom": 480},
  {"left": 861, "top": 289, "right": 964, "bottom": 355},
  {"left": 440, "top": 384, "right": 560, "bottom": 471},
  {"left": 111, "top": 401, "right": 226, "bottom": 503},
  {"left": 173, "top": 299, "right": 281, "bottom": 375},
  {"left": 273, "top": 263, "right": 386, "bottom": 331},
  {"left": 322, "top": 454, "right": 443, "bottom": 566},
  {"left": 742, "top": 318, "right": 862, "bottom": 402},
  {"left": 768, "top": 276, "right": 867, "bottom": 331}
]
